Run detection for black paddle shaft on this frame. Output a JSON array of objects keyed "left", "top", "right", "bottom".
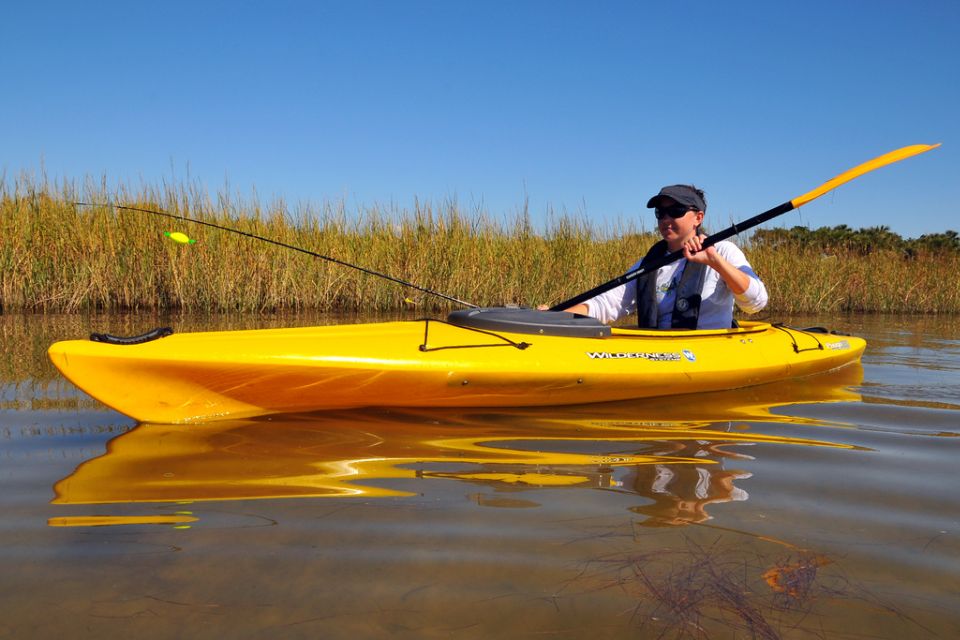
[{"left": 549, "top": 200, "right": 794, "bottom": 311}]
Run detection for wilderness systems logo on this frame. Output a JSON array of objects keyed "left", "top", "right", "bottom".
[{"left": 586, "top": 351, "right": 681, "bottom": 362}]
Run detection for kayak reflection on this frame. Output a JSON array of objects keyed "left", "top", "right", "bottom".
[{"left": 52, "top": 365, "right": 862, "bottom": 526}]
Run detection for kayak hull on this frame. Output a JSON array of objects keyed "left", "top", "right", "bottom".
[{"left": 47, "top": 319, "right": 865, "bottom": 423}]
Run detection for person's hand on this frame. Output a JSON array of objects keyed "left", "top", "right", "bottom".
[
  {"left": 536, "top": 304, "right": 549, "bottom": 311},
  {"left": 682, "top": 234, "right": 719, "bottom": 266}
]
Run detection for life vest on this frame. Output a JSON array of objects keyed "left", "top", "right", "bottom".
[{"left": 634, "top": 239, "right": 708, "bottom": 330}]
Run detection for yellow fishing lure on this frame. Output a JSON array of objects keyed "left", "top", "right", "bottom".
[{"left": 164, "top": 231, "right": 196, "bottom": 245}]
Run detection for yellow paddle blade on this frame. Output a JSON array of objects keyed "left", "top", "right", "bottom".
[{"left": 791, "top": 143, "right": 941, "bottom": 208}]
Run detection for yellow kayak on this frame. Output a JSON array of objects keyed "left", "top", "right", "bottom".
[{"left": 47, "top": 308, "right": 865, "bottom": 424}]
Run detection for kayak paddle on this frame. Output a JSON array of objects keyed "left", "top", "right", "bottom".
[{"left": 550, "top": 143, "right": 941, "bottom": 312}]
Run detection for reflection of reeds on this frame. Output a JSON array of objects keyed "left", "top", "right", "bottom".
[{"left": 3, "top": 175, "right": 959, "bottom": 313}]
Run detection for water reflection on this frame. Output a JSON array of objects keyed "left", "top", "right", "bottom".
[
  {"left": 626, "top": 458, "right": 753, "bottom": 527},
  {"left": 51, "top": 365, "right": 863, "bottom": 528}
]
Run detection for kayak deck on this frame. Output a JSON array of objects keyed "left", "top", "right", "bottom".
[{"left": 47, "top": 316, "right": 865, "bottom": 424}]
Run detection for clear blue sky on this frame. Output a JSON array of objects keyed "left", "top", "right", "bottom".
[{"left": 2, "top": 1, "right": 956, "bottom": 238}]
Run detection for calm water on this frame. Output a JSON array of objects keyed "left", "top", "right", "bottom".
[{"left": 1, "top": 313, "right": 957, "bottom": 639}]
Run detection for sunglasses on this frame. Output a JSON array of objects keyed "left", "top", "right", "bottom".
[{"left": 654, "top": 204, "right": 695, "bottom": 220}]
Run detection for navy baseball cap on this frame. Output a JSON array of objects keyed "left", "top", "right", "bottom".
[{"left": 646, "top": 185, "right": 707, "bottom": 212}]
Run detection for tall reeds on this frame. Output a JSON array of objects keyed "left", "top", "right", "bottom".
[
  {"left": 752, "top": 245, "right": 960, "bottom": 314},
  {"left": 2, "top": 174, "right": 958, "bottom": 314}
]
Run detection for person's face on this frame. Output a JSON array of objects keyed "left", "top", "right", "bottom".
[{"left": 654, "top": 197, "right": 704, "bottom": 248}]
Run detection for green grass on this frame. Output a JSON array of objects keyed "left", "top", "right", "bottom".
[{"left": 2, "top": 174, "right": 958, "bottom": 314}]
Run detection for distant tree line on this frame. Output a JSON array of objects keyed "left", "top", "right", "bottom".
[{"left": 751, "top": 225, "right": 960, "bottom": 256}]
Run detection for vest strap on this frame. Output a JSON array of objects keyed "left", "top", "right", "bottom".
[{"left": 634, "top": 240, "right": 708, "bottom": 329}]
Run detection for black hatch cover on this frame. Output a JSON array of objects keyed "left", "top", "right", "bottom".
[{"left": 447, "top": 307, "right": 611, "bottom": 338}]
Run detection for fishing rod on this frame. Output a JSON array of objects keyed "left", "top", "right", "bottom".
[
  {"left": 74, "top": 202, "right": 479, "bottom": 308},
  {"left": 551, "top": 143, "right": 941, "bottom": 311}
]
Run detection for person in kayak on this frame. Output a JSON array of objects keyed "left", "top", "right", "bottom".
[{"left": 545, "top": 184, "right": 767, "bottom": 329}]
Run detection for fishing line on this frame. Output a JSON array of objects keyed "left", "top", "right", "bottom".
[{"left": 74, "top": 202, "right": 478, "bottom": 308}]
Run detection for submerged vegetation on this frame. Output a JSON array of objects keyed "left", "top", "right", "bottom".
[
  {"left": 2, "top": 175, "right": 959, "bottom": 314},
  {"left": 571, "top": 532, "right": 931, "bottom": 640}
]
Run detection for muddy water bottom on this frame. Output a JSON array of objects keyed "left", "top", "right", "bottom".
[{"left": 1, "top": 313, "right": 958, "bottom": 638}]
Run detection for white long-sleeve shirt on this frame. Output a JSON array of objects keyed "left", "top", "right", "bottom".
[{"left": 583, "top": 240, "right": 768, "bottom": 329}]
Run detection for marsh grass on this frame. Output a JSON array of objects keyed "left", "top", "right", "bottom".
[
  {"left": 752, "top": 246, "right": 960, "bottom": 314},
  {"left": 2, "top": 175, "right": 958, "bottom": 314}
]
